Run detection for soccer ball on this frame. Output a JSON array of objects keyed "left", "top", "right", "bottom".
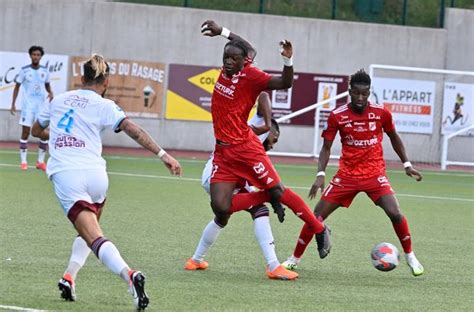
[{"left": 371, "top": 242, "right": 400, "bottom": 272}]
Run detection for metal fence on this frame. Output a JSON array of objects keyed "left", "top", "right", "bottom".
[{"left": 117, "top": 0, "right": 473, "bottom": 28}]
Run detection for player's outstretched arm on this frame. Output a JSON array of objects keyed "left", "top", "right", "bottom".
[
  {"left": 201, "top": 20, "right": 256, "bottom": 54},
  {"left": 386, "top": 130, "right": 422, "bottom": 181},
  {"left": 31, "top": 121, "right": 50, "bottom": 140},
  {"left": 251, "top": 92, "right": 272, "bottom": 135},
  {"left": 267, "top": 40, "right": 293, "bottom": 91},
  {"left": 309, "top": 139, "right": 333, "bottom": 200},
  {"left": 119, "top": 119, "right": 182, "bottom": 176}
]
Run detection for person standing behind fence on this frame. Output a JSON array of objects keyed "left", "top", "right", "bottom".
[
  {"left": 32, "top": 54, "right": 182, "bottom": 310},
  {"left": 10, "top": 46, "right": 54, "bottom": 171}
]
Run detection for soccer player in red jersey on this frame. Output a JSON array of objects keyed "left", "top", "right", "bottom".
[
  {"left": 198, "top": 20, "right": 330, "bottom": 266},
  {"left": 282, "top": 69, "right": 425, "bottom": 276}
]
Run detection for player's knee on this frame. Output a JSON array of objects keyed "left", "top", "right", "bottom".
[
  {"left": 248, "top": 204, "right": 269, "bottom": 220},
  {"left": 389, "top": 213, "right": 403, "bottom": 224},
  {"left": 211, "top": 201, "right": 230, "bottom": 227}
]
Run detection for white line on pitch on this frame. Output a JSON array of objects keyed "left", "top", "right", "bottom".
[
  {"left": 0, "top": 304, "right": 49, "bottom": 312},
  {"left": 1, "top": 163, "right": 471, "bottom": 203},
  {"left": 0, "top": 150, "right": 473, "bottom": 177}
]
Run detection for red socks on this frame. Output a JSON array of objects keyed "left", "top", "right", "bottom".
[
  {"left": 392, "top": 216, "right": 412, "bottom": 253},
  {"left": 280, "top": 188, "right": 324, "bottom": 234},
  {"left": 230, "top": 191, "right": 270, "bottom": 214}
]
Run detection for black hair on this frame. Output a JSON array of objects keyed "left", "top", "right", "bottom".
[
  {"left": 350, "top": 68, "right": 371, "bottom": 88},
  {"left": 225, "top": 39, "right": 255, "bottom": 59},
  {"left": 83, "top": 54, "right": 110, "bottom": 85},
  {"left": 28, "top": 46, "right": 44, "bottom": 56}
]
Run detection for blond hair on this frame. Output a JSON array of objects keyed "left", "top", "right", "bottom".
[{"left": 83, "top": 53, "right": 109, "bottom": 84}]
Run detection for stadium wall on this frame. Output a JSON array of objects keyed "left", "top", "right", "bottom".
[{"left": 0, "top": 0, "right": 472, "bottom": 163}]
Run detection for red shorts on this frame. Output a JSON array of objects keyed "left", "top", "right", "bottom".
[
  {"left": 68, "top": 200, "right": 106, "bottom": 223},
  {"left": 211, "top": 134, "right": 281, "bottom": 190},
  {"left": 321, "top": 174, "right": 394, "bottom": 208}
]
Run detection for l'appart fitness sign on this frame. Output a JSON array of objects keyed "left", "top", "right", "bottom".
[
  {"left": 165, "top": 63, "right": 348, "bottom": 126},
  {"left": 0, "top": 51, "right": 68, "bottom": 110},
  {"left": 70, "top": 56, "right": 166, "bottom": 118},
  {"left": 372, "top": 77, "right": 435, "bottom": 134}
]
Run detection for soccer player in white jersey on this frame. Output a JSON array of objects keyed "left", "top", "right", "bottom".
[
  {"left": 32, "top": 54, "right": 181, "bottom": 311},
  {"left": 10, "top": 46, "right": 54, "bottom": 171},
  {"left": 185, "top": 92, "right": 298, "bottom": 280}
]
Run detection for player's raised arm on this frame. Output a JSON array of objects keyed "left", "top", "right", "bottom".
[
  {"left": 119, "top": 118, "right": 182, "bottom": 176},
  {"left": 201, "top": 20, "right": 256, "bottom": 55},
  {"left": 267, "top": 40, "right": 293, "bottom": 90},
  {"left": 386, "top": 130, "right": 422, "bottom": 181},
  {"left": 251, "top": 92, "right": 272, "bottom": 135},
  {"left": 309, "top": 138, "right": 334, "bottom": 200}
]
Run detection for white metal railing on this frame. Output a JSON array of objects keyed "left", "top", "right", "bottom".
[
  {"left": 441, "top": 125, "right": 474, "bottom": 170},
  {"left": 267, "top": 91, "right": 349, "bottom": 158}
]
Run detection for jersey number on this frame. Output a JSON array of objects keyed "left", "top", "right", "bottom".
[{"left": 58, "top": 109, "right": 75, "bottom": 133}]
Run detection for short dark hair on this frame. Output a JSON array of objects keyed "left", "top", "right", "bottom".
[
  {"left": 350, "top": 68, "right": 371, "bottom": 88},
  {"left": 83, "top": 54, "right": 110, "bottom": 85},
  {"left": 28, "top": 46, "right": 44, "bottom": 56},
  {"left": 225, "top": 39, "right": 255, "bottom": 59}
]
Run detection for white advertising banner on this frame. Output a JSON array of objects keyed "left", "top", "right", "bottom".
[
  {"left": 0, "top": 51, "right": 69, "bottom": 110},
  {"left": 372, "top": 77, "right": 435, "bottom": 134},
  {"left": 441, "top": 82, "right": 474, "bottom": 135}
]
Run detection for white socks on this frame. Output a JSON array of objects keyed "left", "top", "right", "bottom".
[
  {"left": 192, "top": 220, "right": 223, "bottom": 262},
  {"left": 65, "top": 236, "right": 91, "bottom": 280},
  {"left": 253, "top": 216, "right": 279, "bottom": 271},
  {"left": 98, "top": 241, "right": 130, "bottom": 282},
  {"left": 38, "top": 140, "right": 48, "bottom": 163},
  {"left": 20, "top": 139, "right": 27, "bottom": 163}
]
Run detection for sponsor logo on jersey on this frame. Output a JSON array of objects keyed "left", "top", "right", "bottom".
[
  {"left": 266, "top": 177, "right": 274, "bottom": 185},
  {"left": 354, "top": 122, "right": 365, "bottom": 126},
  {"left": 345, "top": 135, "right": 378, "bottom": 147},
  {"left": 253, "top": 162, "right": 266, "bottom": 174},
  {"left": 54, "top": 134, "right": 86, "bottom": 149},
  {"left": 214, "top": 81, "right": 235, "bottom": 98},
  {"left": 344, "top": 123, "right": 352, "bottom": 128},
  {"left": 368, "top": 112, "right": 381, "bottom": 120},
  {"left": 354, "top": 126, "right": 367, "bottom": 132}
]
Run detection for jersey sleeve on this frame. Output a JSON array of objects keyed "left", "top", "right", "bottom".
[
  {"left": 15, "top": 68, "right": 25, "bottom": 84},
  {"left": 322, "top": 112, "right": 338, "bottom": 140},
  {"left": 44, "top": 69, "right": 51, "bottom": 83},
  {"left": 36, "top": 101, "right": 51, "bottom": 129},
  {"left": 100, "top": 101, "right": 127, "bottom": 132},
  {"left": 247, "top": 66, "right": 272, "bottom": 93},
  {"left": 382, "top": 108, "right": 396, "bottom": 133}
]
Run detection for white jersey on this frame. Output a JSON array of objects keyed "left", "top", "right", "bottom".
[
  {"left": 15, "top": 65, "right": 50, "bottom": 111},
  {"left": 37, "top": 89, "right": 126, "bottom": 178},
  {"left": 201, "top": 113, "right": 267, "bottom": 193}
]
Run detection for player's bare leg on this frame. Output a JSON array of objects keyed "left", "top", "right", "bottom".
[
  {"left": 19, "top": 126, "right": 30, "bottom": 170},
  {"left": 376, "top": 194, "right": 424, "bottom": 276},
  {"left": 67, "top": 209, "right": 149, "bottom": 310},
  {"left": 283, "top": 200, "right": 338, "bottom": 270}
]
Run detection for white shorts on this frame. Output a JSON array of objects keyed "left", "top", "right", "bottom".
[
  {"left": 51, "top": 169, "right": 108, "bottom": 217},
  {"left": 19, "top": 110, "right": 38, "bottom": 127}
]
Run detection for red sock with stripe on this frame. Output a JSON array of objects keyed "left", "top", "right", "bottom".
[
  {"left": 392, "top": 216, "right": 412, "bottom": 253},
  {"left": 280, "top": 188, "right": 324, "bottom": 234}
]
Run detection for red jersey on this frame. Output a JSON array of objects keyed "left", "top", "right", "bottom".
[
  {"left": 322, "top": 102, "right": 396, "bottom": 179},
  {"left": 211, "top": 65, "right": 272, "bottom": 144}
]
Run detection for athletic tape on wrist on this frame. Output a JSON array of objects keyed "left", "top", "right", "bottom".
[
  {"left": 403, "top": 161, "right": 412, "bottom": 169},
  {"left": 158, "top": 149, "right": 167, "bottom": 159},
  {"left": 282, "top": 55, "right": 293, "bottom": 67},
  {"left": 316, "top": 171, "right": 326, "bottom": 177},
  {"left": 220, "top": 27, "right": 231, "bottom": 39}
]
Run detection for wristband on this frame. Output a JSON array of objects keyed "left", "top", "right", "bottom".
[
  {"left": 220, "top": 27, "right": 231, "bottom": 39},
  {"left": 316, "top": 171, "right": 326, "bottom": 177},
  {"left": 282, "top": 55, "right": 293, "bottom": 67},
  {"left": 158, "top": 149, "right": 167, "bottom": 159},
  {"left": 403, "top": 161, "right": 412, "bottom": 169}
]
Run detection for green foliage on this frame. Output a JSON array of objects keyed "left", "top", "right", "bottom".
[
  {"left": 115, "top": 0, "right": 473, "bottom": 28},
  {"left": 0, "top": 150, "right": 473, "bottom": 311}
]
